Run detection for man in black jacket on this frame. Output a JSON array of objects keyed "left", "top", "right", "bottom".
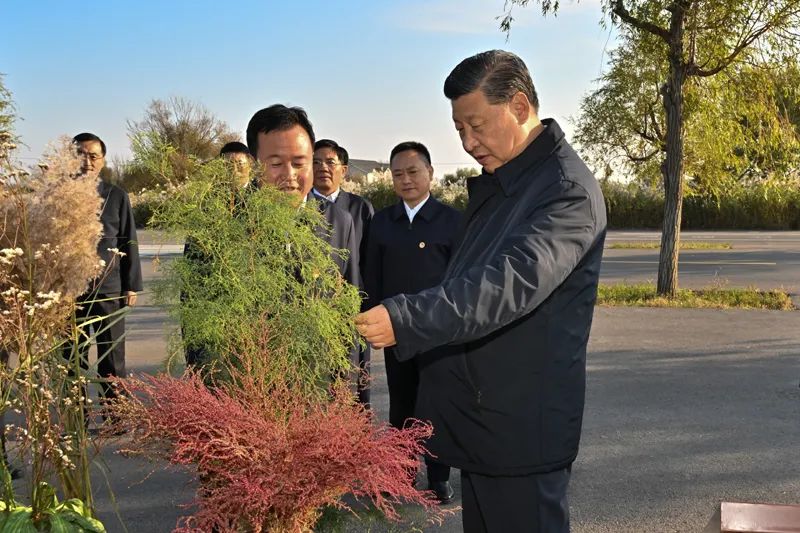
[
  {"left": 68, "top": 133, "right": 143, "bottom": 403},
  {"left": 357, "top": 51, "right": 607, "bottom": 532},
  {"left": 246, "top": 105, "right": 367, "bottom": 403},
  {"left": 364, "top": 141, "right": 461, "bottom": 503}
]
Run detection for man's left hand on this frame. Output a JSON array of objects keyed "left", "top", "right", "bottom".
[
  {"left": 125, "top": 291, "right": 138, "bottom": 307},
  {"left": 355, "top": 305, "right": 396, "bottom": 349}
]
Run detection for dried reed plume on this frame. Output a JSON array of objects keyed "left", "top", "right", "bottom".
[{"left": 1, "top": 136, "right": 103, "bottom": 351}]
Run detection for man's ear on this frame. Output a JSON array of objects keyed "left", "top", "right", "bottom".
[
  {"left": 510, "top": 91, "right": 532, "bottom": 124},
  {"left": 341, "top": 164, "right": 348, "bottom": 176}
]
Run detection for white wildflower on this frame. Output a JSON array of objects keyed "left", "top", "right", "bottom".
[{"left": 0, "top": 248, "right": 24, "bottom": 258}]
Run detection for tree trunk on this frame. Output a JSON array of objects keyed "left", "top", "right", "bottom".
[{"left": 657, "top": 4, "right": 689, "bottom": 297}]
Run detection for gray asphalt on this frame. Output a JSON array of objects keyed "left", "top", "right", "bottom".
[
  {"left": 602, "top": 231, "right": 800, "bottom": 300},
  {"left": 33, "top": 231, "right": 799, "bottom": 532}
]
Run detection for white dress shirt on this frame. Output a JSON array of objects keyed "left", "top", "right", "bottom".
[
  {"left": 404, "top": 194, "right": 430, "bottom": 223},
  {"left": 312, "top": 187, "right": 341, "bottom": 203}
]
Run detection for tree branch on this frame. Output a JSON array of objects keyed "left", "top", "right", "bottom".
[
  {"left": 611, "top": 0, "right": 670, "bottom": 41},
  {"left": 687, "top": 3, "right": 800, "bottom": 77}
]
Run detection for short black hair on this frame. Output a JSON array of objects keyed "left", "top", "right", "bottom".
[
  {"left": 220, "top": 141, "right": 250, "bottom": 157},
  {"left": 72, "top": 132, "right": 107, "bottom": 156},
  {"left": 314, "top": 139, "right": 349, "bottom": 166},
  {"left": 443, "top": 50, "right": 539, "bottom": 111},
  {"left": 246, "top": 105, "right": 315, "bottom": 158},
  {"left": 390, "top": 141, "right": 431, "bottom": 166}
]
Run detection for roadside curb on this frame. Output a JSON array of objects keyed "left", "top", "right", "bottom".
[{"left": 139, "top": 244, "right": 183, "bottom": 257}]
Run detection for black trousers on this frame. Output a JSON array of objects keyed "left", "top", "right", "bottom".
[
  {"left": 461, "top": 467, "right": 571, "bottom": 533},
  {"left": 66, "top": 294, "right": 127, "bottom": 400},
  {"left": 384, "top": 347, "right": 450, "bottom": 483}
]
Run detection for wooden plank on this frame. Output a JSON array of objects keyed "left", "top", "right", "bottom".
[{"left": 721, "top": 502, "right": 800, "bottom": 533}]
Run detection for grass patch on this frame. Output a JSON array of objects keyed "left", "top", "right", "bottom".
[
  {"left": 608, "top": 241, "right": 732, "bottom": 250},
  {"left": 598, "top": 283, "right": 795, "bottom": 310}
]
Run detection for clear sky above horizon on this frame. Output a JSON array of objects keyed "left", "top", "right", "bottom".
[{"left": 2, "top": 0, "right": 615, "bottom": 176}]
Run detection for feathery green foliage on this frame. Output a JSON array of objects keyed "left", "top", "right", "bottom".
[{"left": 141, "top": 142, "right": 362, "bottom": 399}]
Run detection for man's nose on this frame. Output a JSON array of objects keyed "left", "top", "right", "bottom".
[{"left": 462, "top": 131, "right": 479, "bottom": 153}]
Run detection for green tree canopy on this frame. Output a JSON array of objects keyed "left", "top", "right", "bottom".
[
  {"left": 501, "top": 0, "right": 800, "bottom": 295},
  {"left": 575, "top": 29, "right": 800, "bottom": 195}
]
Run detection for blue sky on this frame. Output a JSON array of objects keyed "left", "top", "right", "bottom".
[{"left": 2, "top": 0, "right": 614, "bottom": 175}]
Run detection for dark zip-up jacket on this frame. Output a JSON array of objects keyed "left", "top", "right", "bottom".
[{"left": 382, "top": 120, "right": 607, "bottom": 475}]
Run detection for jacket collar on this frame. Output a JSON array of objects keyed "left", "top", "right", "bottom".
[
  {"left": 390, "top": 195, "right": 441, "bottom": 222},
  {"left": 492, "top": 118, "right": 564, "bottom": 197}
]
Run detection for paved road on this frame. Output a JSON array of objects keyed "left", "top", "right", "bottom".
[
  {"left": 602, "top": 231, "right": 800, "bottom": 297},
  {"left": 62, "top": 249, "right": 797, "bottom": 533}
]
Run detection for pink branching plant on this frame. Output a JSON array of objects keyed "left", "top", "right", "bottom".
[{"left": 110, "top": 367, "right": 447, "bottom": 533}]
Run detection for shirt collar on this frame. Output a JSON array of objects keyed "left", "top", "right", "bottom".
[
  {"left": 491, "top": 118, "right": 564, "bottom": 196},
  {"left": 312, "top": 187, "right": 340, "bottom": 203},
  {"left": 403, "top": 194, "right": 431, "bottom": 223}
]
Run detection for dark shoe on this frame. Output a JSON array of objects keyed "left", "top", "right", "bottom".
[{"left": 428, "top": 481, "right": 454, "bottom": 504}]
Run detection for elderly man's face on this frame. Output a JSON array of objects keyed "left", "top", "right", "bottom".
[
  {"left": 390, "top": 149, "right": 433, "bottom": 208},
  {"left": 451, "top": 89, "right": 528, "bottom": 174},
  {"left": 76, "top": 140, "right": 105, "bottom": 179},
  {"left": 255, "top": 125, "right": 313, "bottom": 201},
  {"left": 312, "top": 147, "right": 347, "bottom": 196}
]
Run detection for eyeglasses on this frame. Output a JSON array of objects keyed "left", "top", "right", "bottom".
[
  {"left": 77, "top": 150, "right": 104, "bottom": 162},
  {"left": 312, "top": 158, "right": 341, "bottom": 168}
]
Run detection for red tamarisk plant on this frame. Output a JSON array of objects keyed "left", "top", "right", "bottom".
[{"left": 110, "top": 367, "right": 445, "bottom": 533}]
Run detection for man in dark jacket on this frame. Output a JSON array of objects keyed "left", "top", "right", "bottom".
[
  {"left": 246, "top": 105, "right": 367, "bottom": 403},
  {"left": 357, "top": 50, "right": 607, "bottom": 532},
  {"left": 364, "top": 141, "right": 461, "bottom": 503},
  {"left": 68, "top": 133, "right": 143, "bottom": 403}
]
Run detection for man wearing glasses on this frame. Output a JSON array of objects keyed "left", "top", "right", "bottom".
[
  {"left": 311, "top": 139, "right": 374, "bottom": 277},
  {"left": 68, "top": 132, "right": 142, "bottom": 416},
  {"left": 312, "top": 139, "right": 374, "bottom": 403}
]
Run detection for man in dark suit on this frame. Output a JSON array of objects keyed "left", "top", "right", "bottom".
[
  {"left": 364, "top": 141, "right": 461, "bottom": 503},
  {"left": 313, "top": 139, "right": 374, "bottom": 401},
  {"left": 67, "top": 133, "right": 143, "bottom": 405},
  {"left": 312, "top": 139, "right": 374, "bottom": 275},
  {"left": 357, "top": 50, "right": 606, "bottom": 532},
  {"left": 246, "top": 105, "right": 367, "bottom": 403}
]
